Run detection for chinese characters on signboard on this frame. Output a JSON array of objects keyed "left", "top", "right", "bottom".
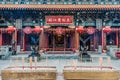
[{"left": 46, "top": 16, "right": 73, "bottom": 24}]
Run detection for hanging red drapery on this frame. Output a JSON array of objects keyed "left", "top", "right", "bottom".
[
  {"left": 76, "top": 26, "right": 84, "bottom": 33},
  {"left": 86, "top": 27, "right": 95, "bottom": 34},
  {"left": 33, "top": 27, "right": 43, "bottom": 33},
  {"left": 103, "top": 26, "right": 112, "bottom": 34},
  {"left": 23, "top": 27, "right": 32, "bottom": 34},
  {"left": 55, "top": 27, "right": 63, "bottom": 35},
  {"left": 7, "top": 26, "right": 16, "bottom": 33}
]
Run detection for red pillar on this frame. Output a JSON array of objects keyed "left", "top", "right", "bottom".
[
  {"left": 12, "top": 29, "right": 17, "bottom": 51},
  {"left": 23, "top": 32, "right": 25, "bottom": 51},
  {"left": 75, "top": 30, "right": 79, "bottom": 49},
  {"left": 94, "top": 32, "right": 96, "bottom": 50},
  {"left": 79, "top": 34, "right": 80, "bottom": 50},
  {"left": 116, "top": 31, "right": 119, "bottom": 48},
  {"left": 75, "top": 30, "right": 79, "bottom": 50},
  {"left": 0, "top": 31, "right": 2, "bottom": 46},
  {"left": 90, "top": 35, "right": 93, "bottom": 50},
  {"left": 45, "top": 34, "right": 48, "bottom": 49},
  {"left": 102, "top": 30, "right": 103, "bottom": 53},
  {"left": 43, "top": 33, "right": 48, "bottom": 49},
  {"left": 75, "top": 30, "right": 77, "bottom": 49},
  {"left": 64, "top": 34, "right": 66, "bottom": 50},
  {"left": 118, "top": 29, "right": 120, "bottom": 48},
  {"left": 102, "top": 30, "right": 106, "bottom": 53},
  {"left": 39, "top": 33, "right": 41, "bottom": 50},
  {"left": 39, "top": 30, "right": 44, "bottom": 50},
  {"left": 53, "top": 34, "right": 55, "bottom": 51},
  {"left": 104, "top": 32, "right": 106, "bottom": 51},
  {"left": 73, "top": 33, "right": 75, "bottom": 49}
]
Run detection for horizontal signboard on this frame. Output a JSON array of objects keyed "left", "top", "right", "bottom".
[{"left": 46, "top": 16, "right": 73, "bottom": 24}]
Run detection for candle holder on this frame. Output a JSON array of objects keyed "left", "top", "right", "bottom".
[{"left": 22, "top": 57, "right": 24, "bottom": 70}]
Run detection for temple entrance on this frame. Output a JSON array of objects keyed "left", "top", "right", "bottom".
[
  {"left": 54, "top": 35, "right": 64, "bottom": 48},
  {"left": 48, "top": 33, "right": 71, "bottom": 51},
  {"left": 45, "top": 27, "right": 74, "bottom": 51}
]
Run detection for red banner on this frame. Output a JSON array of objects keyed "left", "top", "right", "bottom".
[{"left": 46, "top": 16, "right": 73, "bottom": 24}]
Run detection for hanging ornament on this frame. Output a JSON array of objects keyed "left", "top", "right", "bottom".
[
  {"left": 76, "top": 26, "right": 84, "bottom": 33},
  {"left": 7, "top": 26, "right": 16, "bottom": 33},
  {"left": 23, "top": 27, "right": 32, "bottom": 34},
  {"left": 86, "top": 27, "right": 95, "bottom": 34},
  {"left": 56, "top": 27, "right": 63, "bottom": 35},
  {"left": 33, "top": 27, "right": 43, "bottom": 33},
  {"left": 103, "top": 26, "right": 111, "bottom": 33}
]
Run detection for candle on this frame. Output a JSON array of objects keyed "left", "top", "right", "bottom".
[
  {"left": 99, "top": 57, "right": 103, "bottom": 70},
  {"left": 107, "top": 57, "right": 112, "bottom": 68},
  {"left": 29, "top": 57, "right": 32, "bottom": 69},
  {"left": 34, "top": 57, "right": 37, "bottom": 69},
  {"left": 73, "top": 59, "right": 77, "bottom": 70}
]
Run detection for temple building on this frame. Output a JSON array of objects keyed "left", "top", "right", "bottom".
[
  {"left": 0, "top": 1, "right": 120, "bottom": 80},
  {"left": 0, "top": 1, "right": 120, "bottom": 54}
]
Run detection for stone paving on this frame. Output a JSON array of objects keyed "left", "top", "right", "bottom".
[{"left": 0, "top": 54, "right": 120, "bottom": 80}]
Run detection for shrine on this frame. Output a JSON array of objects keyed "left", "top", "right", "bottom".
[{"left": 0, "top": 1, "right": 120, "bottom": 80}]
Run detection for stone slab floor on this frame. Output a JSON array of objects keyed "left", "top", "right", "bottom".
[{"left": 0, "top": 54, "right": 120, "bottom": 80}]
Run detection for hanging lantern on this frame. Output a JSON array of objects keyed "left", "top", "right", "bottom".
[
  {"left": 23, "top": 27, "right": 32, "bottom": 34},
  {"left": 33, "top": 27, "right": 43, "bottom": 33},
  {"left": 56, "top": 27, "right": 63, "bottom": 35},
  {"left": 103, "top": 26, "right": 111, "bottom": 33},
  {"left": 76, "top": 26, "right": 84, "bottom": 33},
  {"left": 7, "top": 26, "right": 16, "bottom": 33},
  {"left": 86, "top": 27, "right": 95, "bottom": 34}
]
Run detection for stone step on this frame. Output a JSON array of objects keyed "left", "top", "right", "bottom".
[{"left": 46, "top": 51, "right": 74, "bottom": 54}]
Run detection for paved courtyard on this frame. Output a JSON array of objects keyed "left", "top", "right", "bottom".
[{"left": 0, "top": 54, "right": 120, "bottom": 80}]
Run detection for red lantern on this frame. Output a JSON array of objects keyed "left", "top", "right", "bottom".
[
  {"left": 33, "top": 27, "right": 43, "bottom": 33},
  {"left": 86, "top": 27, "right": 95, "bottom": 34},
  {"left": 76, "top": 27, "right": 84, "bottom": 33},
  {"left": 7, "top": 26, "right": 16, "bottom": 33},
  {"left": 23, "top": 27, "right": 32, "bottom": 34},
  {"left": 103, "top": 27, "right": 111, "bottom": 33},
  {"left": 56, "top": 27, "right": 63, "bottom": 35}
]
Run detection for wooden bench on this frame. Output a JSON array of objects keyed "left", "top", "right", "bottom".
[
  {"left": 63, "top": 66, "right": 119, "bottom": 80},
  {"left": 1, "top": 66, "right": 57, "bottom": 80}
]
